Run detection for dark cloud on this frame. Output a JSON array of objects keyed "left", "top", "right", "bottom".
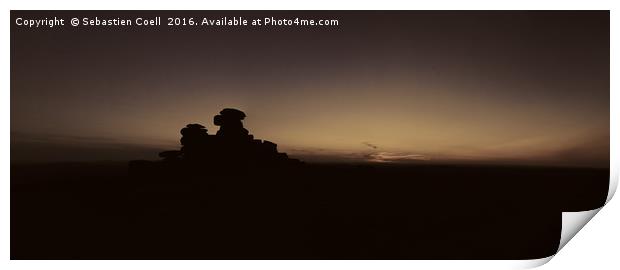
[
  {"left": 365, "top": 152, "right": 430, "bottom": 163},
  {"left": 362, "top": 142, "right": 378, "bottom": 149}
]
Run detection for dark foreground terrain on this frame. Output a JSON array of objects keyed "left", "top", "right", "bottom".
[{"left": 11, "top": 162, "right": 608, "bottom": 259}]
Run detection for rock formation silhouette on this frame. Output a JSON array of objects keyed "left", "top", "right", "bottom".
[{"left": 130, "top": 108, "right": 300, "bottom": 171}]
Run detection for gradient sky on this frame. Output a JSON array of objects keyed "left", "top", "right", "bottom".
[{"left": 11, "top": 11, "right": 609, "bottom": 167}]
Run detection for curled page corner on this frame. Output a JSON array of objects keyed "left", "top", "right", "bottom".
[
  {"left": 607, "top": 166, "right": 618, "bottom": 203},
  {"left": 557, "top": 171, "right": 618, "bottom": 253},
  {"left": 520, "top": 256, "right": 555, "bottom": 269},
  {"left": 558, "top": 208, "right": 602, "bottom": 251}
]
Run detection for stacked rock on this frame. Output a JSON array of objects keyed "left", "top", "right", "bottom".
[
  {"left": 213, "top": 108, "right": 250, "bottom": 140},
  {"left": 180, "top": 123, "right": 210, "bottom": 159}
]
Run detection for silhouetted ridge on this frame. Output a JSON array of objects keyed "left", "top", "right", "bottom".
[{"left": 130, "top": 108, "right": 301, "bottom": 169}]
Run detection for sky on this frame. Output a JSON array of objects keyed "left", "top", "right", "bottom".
[{"left": 11, "top": 11, "right": 609, "bottom": 167}]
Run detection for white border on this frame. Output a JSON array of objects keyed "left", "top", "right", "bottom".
[{"left": 3, "top": 1, "right": 618, "bottom": 269}]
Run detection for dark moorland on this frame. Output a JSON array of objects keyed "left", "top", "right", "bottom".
[{"left": 11, "top": 161, "right": 608, "bottom": 259}]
